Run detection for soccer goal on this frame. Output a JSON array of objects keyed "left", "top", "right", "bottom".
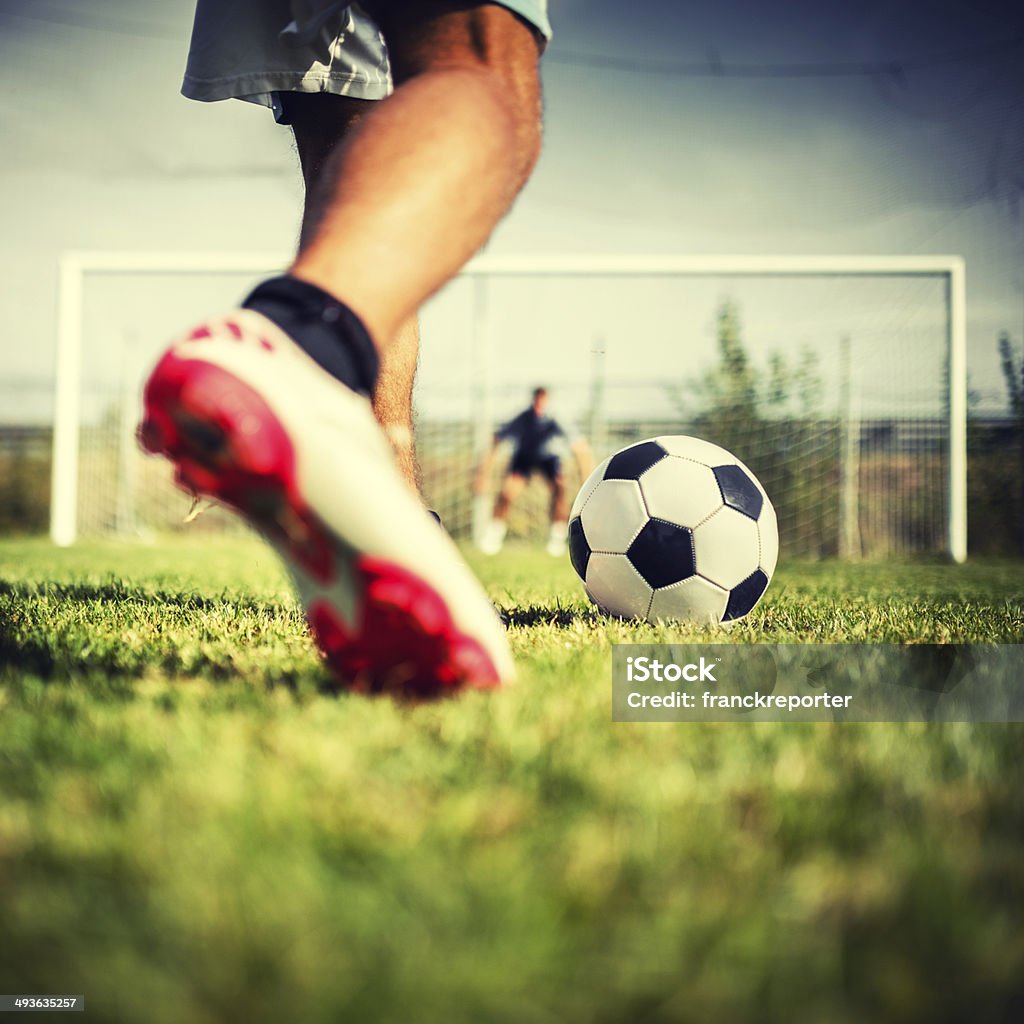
[{"left": 51, "top": 251, "right": 967, "bottom": 562}]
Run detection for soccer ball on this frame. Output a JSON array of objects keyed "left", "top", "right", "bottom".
[{"left": 567, "top": 436, "right": 778, "bottom": 623}]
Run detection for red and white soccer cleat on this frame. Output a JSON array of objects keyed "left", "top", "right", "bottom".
[{"left": 139, "top": 309, "right": 513, "bottom": 697}]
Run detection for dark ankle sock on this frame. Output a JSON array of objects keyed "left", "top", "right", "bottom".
[{"left": 242, "top": 276, "right": 379, "bottom": 396}]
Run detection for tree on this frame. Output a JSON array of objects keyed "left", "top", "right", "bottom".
[
  {"left": 999, "top": 331, "right": 1023, "bottom": 419},
  {"left": 679, "top": 299, "right": 834, "bottom": 557},
  {"left": 998, "top": 331, "right": 1024, "bottom": 552}
]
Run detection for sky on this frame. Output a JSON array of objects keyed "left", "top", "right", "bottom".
[{"left": 0, "top": 0, "right": 1022, "bottom": 425}]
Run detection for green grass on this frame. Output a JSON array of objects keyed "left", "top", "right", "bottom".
[{"left": 1, "top": 536, "right": 1023, "bottom": 1023}]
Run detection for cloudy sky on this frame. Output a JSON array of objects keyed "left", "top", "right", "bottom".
[{"left": 1, "top": 0, "right": 1021, "bottom": 422}]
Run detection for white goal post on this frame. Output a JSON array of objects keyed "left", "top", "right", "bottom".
[{"left": 51, "top": 251, "right": 968, "bottom": 561}]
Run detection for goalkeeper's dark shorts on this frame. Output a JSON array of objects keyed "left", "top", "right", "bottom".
[{"left": 508, "top": 452, "right": 561, "bottom": 482}]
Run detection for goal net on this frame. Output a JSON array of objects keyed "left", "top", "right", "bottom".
[{"left": 52, "top": 253, "right": 967, "bottom": 561}]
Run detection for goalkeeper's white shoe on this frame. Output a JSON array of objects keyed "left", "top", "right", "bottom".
[{"left": 139, "top": 310, "right": 513, "bottom": 697}]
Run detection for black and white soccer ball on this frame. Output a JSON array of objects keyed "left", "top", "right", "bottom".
[{"left": 568, "top": 436, "right": 778, "bottom": 623}]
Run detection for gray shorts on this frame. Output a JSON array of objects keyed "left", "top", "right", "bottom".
[{"left": 182, "top": 1, "right": 551, "bottom": 111}]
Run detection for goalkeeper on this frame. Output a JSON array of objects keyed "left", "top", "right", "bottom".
[{"left": 474, "top": 387, "right": 593, "bottom": 556}]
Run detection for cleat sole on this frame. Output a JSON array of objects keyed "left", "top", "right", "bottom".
[{"left": 141, "top": 350, "right": 501, "bottom": 697}]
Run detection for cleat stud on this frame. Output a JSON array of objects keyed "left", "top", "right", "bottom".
[
  {"left": 138, "top": 419, "right": 164, "bottom": 454},
  {"left": 179, "top": 417, "right": 228, "bottom": 456}
]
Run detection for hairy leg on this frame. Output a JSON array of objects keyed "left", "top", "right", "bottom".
[
  {"left": 290, "top": 3, "right": 543, "bottom": 348},
  {"left": 290, "top": 94, "right": 421, "bottom": 490},
  {"left": 141, "top": 6, "right": 539, "bottom": 691},
  {"left": 371, "top": 319, "right": 420, "bottom": 489}
]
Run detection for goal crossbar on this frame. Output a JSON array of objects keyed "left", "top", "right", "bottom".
[{"left": 51, "top": 251, "right": 968, "bottom": 561}]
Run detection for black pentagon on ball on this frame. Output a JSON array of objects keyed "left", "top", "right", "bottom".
[
  {"left": 627, "top": 519, "right": 696, "bottom": 588},
  {"left": 723, "top": 569, "right": 769, "bottom": 621},
  {"left": 713, "top": 464, "right": 763, "bottom": 520},
  {"left": 604, "top": 440, "right": 668, "bottom": 481},
  {"left": 567, "top": 516, "right": 591, "bottom": 579}
]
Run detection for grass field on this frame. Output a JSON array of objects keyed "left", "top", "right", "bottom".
[{"left": 1, "top": 535, "right": 1023, "bottom": 1023}]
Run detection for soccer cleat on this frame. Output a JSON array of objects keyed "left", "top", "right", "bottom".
[{"left": 139, "top": 310, "right": 513, "bottom": 697}]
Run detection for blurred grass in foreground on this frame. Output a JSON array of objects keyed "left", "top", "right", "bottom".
[{"left": 1, "top": 536, "right": 1023, "bottom": 1023}]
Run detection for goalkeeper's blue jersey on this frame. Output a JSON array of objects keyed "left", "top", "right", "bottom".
[{"left": 496, "top": 409, "right": 567, "bottom": 463}]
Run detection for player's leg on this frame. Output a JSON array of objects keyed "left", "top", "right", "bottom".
[
  {"left": 290, "top": 3, "right": 544, "bottom": 347},
  {"left": 272, "top": 9, "right": 542, "bottom": 498},
  {"left": 141, "top": 3, "right": 544, "bottom": 694},
  {"left": 480, "top": 472, "right": 526, "bottom": 554},
  {"left": 494, "top": 472, "right": 527, "bottom": 521},
  {"left": 289, "top": 92, "right": 421, "bottom": 491},
  {"left": 545, "top": 462, "right": 568, "bottom": 556},
  {"left": 549, "top": 471, "right": 567, "bottom": 521},
  {"left": 371, "top": 322, "right": 420, "bottom": 492}
]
